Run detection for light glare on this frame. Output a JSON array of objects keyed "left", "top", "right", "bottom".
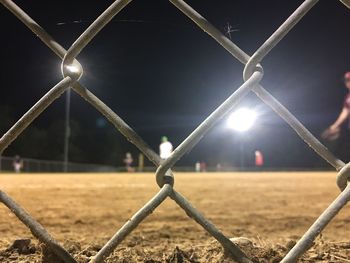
[
  {"left": 66, "top": 64, "right": 80, "bottom": 73},
  {"left": 227, "top": 108, "right": 256, "bottom": 132}
]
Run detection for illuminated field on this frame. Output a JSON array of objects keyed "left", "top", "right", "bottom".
[{"left": 0, "top": 172, "right": 349, "bottom": 262}]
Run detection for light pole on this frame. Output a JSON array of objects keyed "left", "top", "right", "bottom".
[
  {"left": 227, "top": 108, "right": 256, "bottom": 170},
  {"left": 63, "top": 88, "right": 71, "bottom": 172},
  {"left": 61, "top": 63, "right": 82, "bottom": 173}
]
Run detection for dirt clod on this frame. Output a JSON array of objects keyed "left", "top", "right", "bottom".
[
  {"left": 167, "top": 247, "right": 198, "bottom": 263},
  {"left": 7, "top": 239, "right": 35, "bottom": 255},
  {"left": 41, "top": 244, "right": 65, "bottom": 263}
]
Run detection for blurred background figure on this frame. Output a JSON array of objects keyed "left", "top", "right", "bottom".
[
  {"left": 195, "top": 161, "right": 200, "bottom": 172},
  {"left": 216, "top": 163, "right": 222, "bottom": 171},
  {"left": 200, "top": 161, "right": 207, "bottom": 172},
  {"left": 323, "top": 71, "right": 350, "bottom": 141},
  {"left": 255, "top": 150, "right": 264, "bottom": 167},
  {"left": 159, "top": 136, "right": 173, "bottom": 160},
  {"left": 123, "top": 152, "right": 134, "bottom": 172},
  {"left": 322, "top": 71, "right": 350, "bottom": 160},
  {"left": 13, "top": 155, "right": 23, "bottom": 173}
]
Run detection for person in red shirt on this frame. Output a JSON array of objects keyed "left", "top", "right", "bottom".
[
  {"left": 323, "top": 72, "right": 350, "bottom": 141},
  {"left": 255, "top": 150, "right": 264, "bottom": 167}
]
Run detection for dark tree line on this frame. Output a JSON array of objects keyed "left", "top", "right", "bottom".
[
  {"left": 0, "top": 105, "right": 127, "bottom": 166},
  {"left": 0, "top": 102, "right": 345, "bottom": 169}
]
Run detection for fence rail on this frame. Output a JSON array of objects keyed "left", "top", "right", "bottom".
[
  {"left": 1, "top": 0, "right": 350, "bottom": 262},
  {"left": 0, "top": 156, "right": 116, "bottom": 173}
]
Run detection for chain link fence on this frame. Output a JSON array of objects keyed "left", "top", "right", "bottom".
[{"left": 1, "top": 0, "right": 350, "bottom": 262}]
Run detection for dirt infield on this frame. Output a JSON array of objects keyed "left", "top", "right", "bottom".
[{"left": 0, "top": 172, "right": 349, "bottom": 262}]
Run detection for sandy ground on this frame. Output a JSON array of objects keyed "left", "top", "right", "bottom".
[{"left": 0, "top": 172, "right": 349, "bottom": 262}]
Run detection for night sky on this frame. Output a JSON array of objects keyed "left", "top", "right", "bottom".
[{"left": 1, "top": 0, "right": 350, "bottom": 168}]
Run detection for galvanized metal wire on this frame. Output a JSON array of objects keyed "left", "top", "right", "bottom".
[{"left": 0, "top": 0, "right": 349, "bottom": 262}]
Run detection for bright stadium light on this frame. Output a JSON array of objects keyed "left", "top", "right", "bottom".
[{"left": 227, "top": 108, "right": 257, "bottom": 132}]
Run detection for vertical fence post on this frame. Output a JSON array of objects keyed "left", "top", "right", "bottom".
[{"left": 63, "top": 88, "right": 71, "bottom": 173}]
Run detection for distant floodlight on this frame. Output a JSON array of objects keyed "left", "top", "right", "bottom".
[
  {"left": 65, "top": 64, "right": 80, "bottom": 73},
  {"left": 227, "top": 108, "right": 256, "bottom": 132}
]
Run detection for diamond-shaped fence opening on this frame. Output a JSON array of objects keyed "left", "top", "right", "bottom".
[{"left": 1, "top": 0, "right": 350, "bottom": 262}]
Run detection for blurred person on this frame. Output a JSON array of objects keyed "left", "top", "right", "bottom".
[
  {"left": 159, "top": 136, "right": 173, "bottom": 160},
  {"left": 200, "top": 161, "right": 207, "bottom": 172},
  {"left": 322, "top": 71, "right": 350, "bottom": 161},
  {"left": 12, "top": 155, "right": 23, "bottom": 173},
  {"left": 216, "top": 163, "right": 222, "bottom": 171},
  {"left": 323, "top": 71, "right": 350, "bottom": 141},
  {"left": 255, "top": 150, "right": 264, "bottom": 167},
  {"left": 195, "top": 161, "right": 200, "bottom": 172},
  {"left": 123, "top": 152, "right": 134, "bottom": 172}
]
